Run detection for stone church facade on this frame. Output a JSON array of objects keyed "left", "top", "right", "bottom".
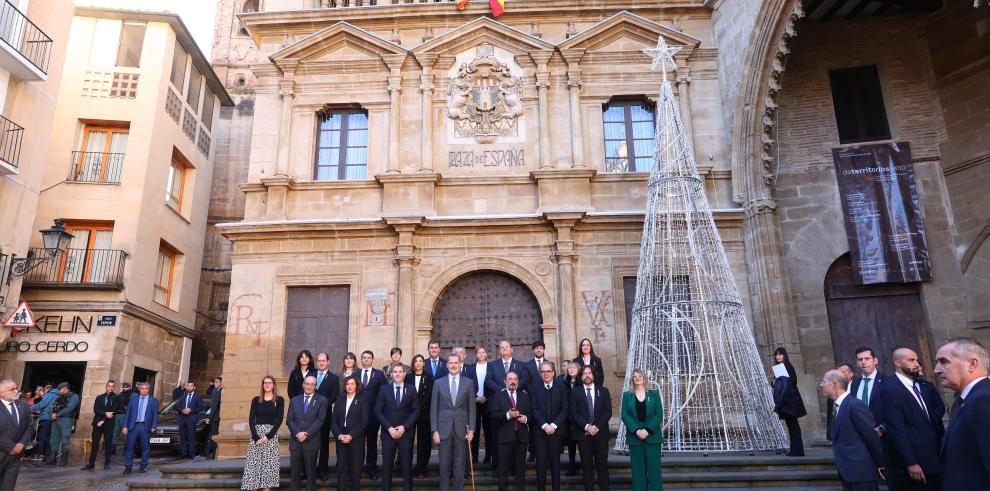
[{"left": 203, "top": 0, "right": 989, "bottom": 455}]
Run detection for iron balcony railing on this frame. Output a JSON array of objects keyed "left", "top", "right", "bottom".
[
  {"left": 22, "top": 248, "right": 127, "bottom": 289},
  {"left": 0, "top": 0, "right": 52, "bottom": 75},
  {"left": 68, "top": 151, "right": 125, "bottom": 183},
  {"left": 0, "top": 114, "right": 22, "bottom": 168}
]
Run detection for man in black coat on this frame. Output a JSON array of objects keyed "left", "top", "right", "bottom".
[
  {"left": 0, "top": 379, "right": 32, "bottom": 490},
  {"left": 175, "top": 382, "right": 203, "bottom": 459},
  {"left": 313, "top": 352, "right": 340, "bottom": 481},
  {"left": 83, "top": 380, "right": 119, "bottom": 471},
  {"left": 531, "top": 361, "right": 569, "bottom": 491},
  {"left": 358, "top": 350, "right": 386, "bottom": 480},
  {"left": 203, "top": 377, "right": 222, "bottom": 459},
  {"left": 821, "top": 370, "right": 885, "bottom": 491},
  {"left": 827, "top": 363, "right": 855, "bottom": 441},
  {"left": 375, "top": 364, "right": 419, "bottom": 491},
  {"left": 287, "top": 376, "right": 328, "bottom": 491},
  {"left": 934, "top": 337, "right": 990, "bottom": 490},
  {"left": 570, "top": 366, "right": 611, "bottom": 491},
  {"left": 489, "top": 371, "right": 530, "bottom": 491},
  {"left": 883, "top": 348, "right": 945, "bottom": 491}
]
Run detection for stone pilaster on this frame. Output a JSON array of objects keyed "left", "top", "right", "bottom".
[
  {"left": 530, "top": 50, "right": 554, "bottom": 170},
  {"left": 415, "top": 53, "right": 438, "bottom": 173},
  {"left": 273, "top": 60, "right": 298, "bottom": 177},
  {"left": 561, "top": 49, "right": 586, "bottom": 169},
  {"left": 387, "top": 217, "right": 423, "bottom": 354},
  {"left": 675, "top": 67, "right": 698, "bottom": 158},
  {"left": 382, "top": 54, "right": 406, "bottom": 174},
  {"left": 546, "top": 212, "right": 584, "bottom": 359}
]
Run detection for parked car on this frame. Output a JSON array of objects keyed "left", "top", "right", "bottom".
[{"left": 150, "top": 397, "right": 212, "bottom": 454}]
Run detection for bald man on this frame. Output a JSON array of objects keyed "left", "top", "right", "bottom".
[
  {"left": 883, "top": 348, "right": 944, "bottom": 491},
  {"left": 935, "top": 337, "right": 990, "bottom": 490}
]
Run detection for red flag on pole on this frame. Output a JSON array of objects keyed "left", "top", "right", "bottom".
[
  {"left": 456, "top": 0, "right": 468, "bottom": 10},
  {"left": 489, "top": 0, "right": 504, "bottom": 16}
]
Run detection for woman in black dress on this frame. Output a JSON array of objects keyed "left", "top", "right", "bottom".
[
  {"left": 558, "top": 360, "right": 583, "bottom": 476},
  {"left": 772, "top": 347, "right": 806, "bottom": 456},
  {"left": 241, "top": 375, "right": 284, "bottom": 490},
  {"left": 333, "top": 376, "right": 368, "bottom": 491},
  {"left": 405, "top": 354, "right": 434, "bottom": 478},
  {"left": 572, "top": 338, "right": 606, "bottom": 388},
  {"left": 287, "top": 350, "right": 316, "bottom": 399}
]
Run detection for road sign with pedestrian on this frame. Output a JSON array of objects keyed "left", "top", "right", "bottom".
[{"left": 3, "top": 301, "right": 35, "bottom": 336}]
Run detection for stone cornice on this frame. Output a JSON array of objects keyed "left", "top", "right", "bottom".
[{"left": 24, "top": 300, "right": 195, "bottom": 338}]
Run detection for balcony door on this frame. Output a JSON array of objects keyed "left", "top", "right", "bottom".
[
  {"left": 77, "top": 126, "right": 128, "bottom": 183},
  {"left": 61, "top": 221, "right": 114, "bottom": 283}
]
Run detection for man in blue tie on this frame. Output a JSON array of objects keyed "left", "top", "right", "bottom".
[
  {"left": 121, "top": 382, "right": 158, "bottom": 475},
  {"left": 376, "top": 365, "right": 419, "bottom": 491},
  {"left": 288, "top": 376, "right": 328, "bottom": 491},
  {"left": 428, "top": 341, "right": 448, "bottom": 379},
  {"left": 175, "top": 382, "right": 202, "bottom": 460},
  {"left": 314, "top": 352, "right": 340, "bottom": 481}
]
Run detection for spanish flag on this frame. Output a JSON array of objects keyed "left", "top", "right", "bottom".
[
  {"left": 489, "top": 0, "right": 505, "bottom": 16},
  {"left": 456, "top": 0, "right": 468, "bottom": 10}
]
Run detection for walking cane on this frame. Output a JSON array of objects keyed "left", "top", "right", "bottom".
[{"left": 467, "top": 425, "right": 476, "bottom": 491}]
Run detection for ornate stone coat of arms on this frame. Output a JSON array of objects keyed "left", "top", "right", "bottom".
[{"left": 447, "top": 44, "right": 524, "bottom": 143}]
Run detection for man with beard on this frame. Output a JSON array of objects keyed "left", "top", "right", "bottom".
[
  {"left": 882, "top": 348, "right": 944, "bottom": 490},
  {"left": 570, "top": 366, "right": 611, "bottom": 491}
]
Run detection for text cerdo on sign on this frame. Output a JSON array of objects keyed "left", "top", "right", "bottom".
[{"left": 3, "top": 340, "right": 89, "bottom": 353}]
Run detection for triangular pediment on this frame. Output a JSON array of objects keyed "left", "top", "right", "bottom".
[
  {"left": 558, "top": 11, "right": 701, "bottom": 53},
  {"left": 271, "top": 21, "right": 406, "bottom": 64},
  {"left": 412, "top": 17, "right": 555, "bottom": 57}
]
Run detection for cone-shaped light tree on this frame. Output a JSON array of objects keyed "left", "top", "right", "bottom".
[{"left": 616, "top": 37, "right": 789, "bottom": 453}]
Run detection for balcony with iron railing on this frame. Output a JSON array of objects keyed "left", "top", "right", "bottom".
[
  {"left": 0, "top": 0, "right": 52, "bottom": 80},
  {"left": 21, "top": 248, "right": 127, "bottom": 289},
  {"left": 0, "top": 114, "right": 22, "bottom": 173},
  {"left": 68, "top": 151, "right": 125, "bottom": 184}
]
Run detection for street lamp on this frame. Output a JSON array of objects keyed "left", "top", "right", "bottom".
[{"left": 5, "top": 219, "right": 74, "bottom": 283}]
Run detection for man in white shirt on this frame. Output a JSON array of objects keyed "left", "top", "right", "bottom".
[
  {"left": 821, "top": 370, "right": 884, "bottom": 490},
  {"left": 884, "top": 348, "right": 945, "bottom": 490},
  {"left": 849, "top": 347, "right": 890, "bottom": 435},
  {"left": 358, "top": 350, "right": 385, "bottom": 480},
  {"left": 314, "top": 352, "right": 340, "bottom": 481},
  {"left": 0, "top": 379, "right": 30, "bottom": 490},
  {"left": 428, "top": 341, "right": 448, "bottom": 379}
]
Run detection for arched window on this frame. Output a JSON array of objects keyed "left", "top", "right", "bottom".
[
  {"left": 314, "top": 108, "right": 368, "bottom": 181},
  {"left": 602, "top": 98, "right": 655, "bottom": 172},
  {"left": 241, "top": 0, "right": 259, "bottom": 12}
]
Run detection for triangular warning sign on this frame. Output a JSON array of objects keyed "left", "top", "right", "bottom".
[{"left": 3, "top": 301, "right": 35, "bottom": 336}]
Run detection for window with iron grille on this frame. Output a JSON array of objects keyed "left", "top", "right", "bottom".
[
  {"left": 211, "top": 282, "right": 230, "bottom": 320},
  {"left": 314, "top": 108, "right": 368, "bottom": 180}
]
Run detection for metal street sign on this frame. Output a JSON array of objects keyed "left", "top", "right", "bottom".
[{"left": 3, "top": 301, "right": 35, "bottom": 336}]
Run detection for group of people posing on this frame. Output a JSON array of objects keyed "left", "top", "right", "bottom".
[{"left": 241, "top": 337, "right": 664, "bottom": 491}]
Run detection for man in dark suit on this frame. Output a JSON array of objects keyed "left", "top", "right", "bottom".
[
  {"left": 358, "top": 350, "right": 386, "bottom": 480},
  {"left": 827, "top": 363, "right": 855, "bottom": 441},
  {"left": 934, "top": 337, "right": 990, "bottom": 490},
  {"left": 287, "top": 376, "right": 328, "bottom": 491},
  {"left": 570, "top": 366, "right": 611, "bottom": 491},
  {"left": 463, "top": 346, "right": 493, "bottom": 465},
  {"left": 849, "top": 347, "right": 892, "bottom": 436},
  {"left": 203, "top": 376, "right": 222, "bottom": 459},
  {"left": 0, "top": 379, "right": 31, "bottom": 490},
  {"left": 121, "top": 382, "right": 159, "bottom": 474},
  {"left": 175, "top": 382, "right": 202, "bottom": 459},
  {"left": 524, "top": 340, "right": 548, "bottom": 462},
  {"left": 490, "top": 371, "right": 530, "bottom": 491},
  {"left": 171, "top": 383, "right": 184, "bottom": 401},
  {"left": 314, "top": 352, "right": 340, "bottom": 481},
  {"left": 432, "top": 354, "right": 476, "bottom": 491},
  {"left": 376, "top": 364, "right": 420, "bottom": 491},
  {"left": 884, "top": 348, "right": 945, "bottom": 490},
  {"left": 532, "top": 361, "right": 569, "bottom": 491},
  {"left": 83, "top": 380, "right": 119, "bottom": 470},
  {"left": 427, "top": 341, "right": 449, "bottom": 380},
  {"left": 821, "top": 370, "right": 885, "bottom": 491},
  {"left": 486, "top": 340, "right": 529, "bottom": 475}
]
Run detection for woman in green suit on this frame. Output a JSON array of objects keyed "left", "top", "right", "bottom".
[{"left": 621, "top": 369, "right": 663, "bottom": 491}]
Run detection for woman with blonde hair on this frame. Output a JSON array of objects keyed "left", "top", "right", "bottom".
[
  {"left": 242, "top": 375, "right": 284, "bottom": 490},
  {"left": 621, "top": 369, "right": 663, "bottom": 491}
]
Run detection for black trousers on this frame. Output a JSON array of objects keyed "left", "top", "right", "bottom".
[
  {"left": 886, "top": 468, "right": 940, "bottom": 491},
  {"left": 471, "top": 401, "right": 491, "bottom": 463},
  {"left": 177, "top": 414, "right": 197, "bottom": 457},
  {"left": 840, "top": 480, "right": 879, "bottom": 491},
  {"left": 336, "top": 438, "right": 365, "bottom": 491},
  {"left": 317, "top": 422, "right": 332, "bottom": 475},
  {"left": 0, "top": 453, "right": 21, "bottom": 491},
  {"left": 365, "top": 421, "right": 380, "bottom": 474},
  {"left": 413, "top": 417, "right": 431, "bottom": 475},
  {"left": 289, "top": 447, "right": 318, "bottom": 491},
  {"left": 496, "top": 437, "right": 526, "bottom": 491},
  {"left": 577, "top": 436, "right": 610, "bottom": 491},
  {"left": 782, "top": 415, "right": 804, "bottom": 456},
  {"left": 88, "top": 421, "right": 114, "bottom": 466},
  {"left": 380, "top": 435, "right": 413, "bottom": 491},
  {"left": 533, "top": 431, "right": 564, "bottom": 491}
]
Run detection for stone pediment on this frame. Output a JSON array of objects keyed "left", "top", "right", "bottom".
[
  {"left": 412, "top": 17, "right": 555, "bottom": 58},
  {"left": 270, "top": 21, "right": 406, "bottom": 66},
  {"left": 558, "top": 11, "right": 701, "bottom": 55}
]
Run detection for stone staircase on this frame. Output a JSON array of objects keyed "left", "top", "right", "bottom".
[{"left": 126, "top": 449, "right": 842, "bottom": 490}]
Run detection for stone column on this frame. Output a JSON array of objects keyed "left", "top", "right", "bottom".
[
  {"left": 274, "top": 60, "right": 298, "bottom": 177},
  {"left": 388, "top": 219, "right": 422, "bottom": 353},
  {"left": 547, "top": 213, "right": 583, "bottom": 358},
  {"left": 414, "top": 53, "right": 438, "bottom": 173},
  {"left": 561, "top": 49, "right": 586, "bottom": 169},
  {"left": 675, "top": 66, "right": 698, "bottom": 158},
  {"left": 382, "top": 54, "right": 406, "bottom": 173},
  {"left": 530, "top": 50, "right": 553, "bottom": 170}
]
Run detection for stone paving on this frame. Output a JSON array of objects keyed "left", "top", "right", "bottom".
[{"left": 14, "top": 451, "right": 185, "bottom": 491}]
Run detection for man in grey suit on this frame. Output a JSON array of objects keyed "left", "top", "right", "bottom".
[
  {"left": 287, "top": 376, "right": 328, "bottom": 491},
  {"left": 0, "top": 379, "right": 31, "bottom": 491},
  {"left": 432, "top": 353, "right": 476, "bottom": 491}
]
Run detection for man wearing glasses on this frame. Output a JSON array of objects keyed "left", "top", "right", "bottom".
[{"left": 531, "top": 362, "right": 569, "bottom": 491}]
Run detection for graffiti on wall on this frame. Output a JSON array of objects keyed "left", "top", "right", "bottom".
[
  {"left": 228, "top": 293, "right": 270, "bottom": 346},
  {"left": 581, "top": 291, "right": 613, "bottom": 343}
]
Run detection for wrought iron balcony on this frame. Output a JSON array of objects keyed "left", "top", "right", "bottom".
[
  {"left": 0, "top": 0, "right": 52, "bottom": 78},
  {"left": 0, "top": 114, "right": 22, "bottom": 171},
  {"left": 68, "top": 151, "right": 125, "bottom": 184},
  {"left": 21, "top": 248, "right": 127, "bottom": 289}
]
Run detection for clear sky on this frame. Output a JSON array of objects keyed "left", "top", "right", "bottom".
[{"left": 75, "top": 0, "right": 218, "bottom": 61}]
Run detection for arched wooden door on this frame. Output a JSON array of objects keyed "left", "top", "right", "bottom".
[
  {"left": 431, "top": 271, "right": 543, "bottom": 363},
  {"left": 824, "top": 253, "right": 932, "bottom": 374}
]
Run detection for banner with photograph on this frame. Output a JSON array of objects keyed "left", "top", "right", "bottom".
[{"left": 832, "top": 142, "right": 931, "bottom": 284}]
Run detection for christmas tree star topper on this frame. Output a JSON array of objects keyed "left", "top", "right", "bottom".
[{"left": 643, "top": 36, "right": 681, "bottom": 79}]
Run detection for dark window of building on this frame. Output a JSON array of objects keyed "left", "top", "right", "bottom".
[
  {"left": 315, "top": 109, "right": 368, "bottom": 181},
  {"left": 603, "top": 98, "right": 656, "bottom": 172},
  {"left": 284, "top": 286, "right": 351, "bottom": 375},
  {"left": 132, "top": 367, "right": 157, "bottom": 395},
  {"left": 828, "top": 65, "right": 891, "bottom": 144},
  {"left": 211, "top": 282, "right": 231, "bottom": 320}
]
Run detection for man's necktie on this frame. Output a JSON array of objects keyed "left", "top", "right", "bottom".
[
  {"left": 544, "top": 385, "right": 551, "bottom": 420},
  {"left": 186, "top": 393, "right": 191, "bottom": 409},
  {"left": 950, "top": 395, "right": 963, "bottom": 421},
  {"left": 509, "top": 390, "right": 517, "bottom": 430},
  {"left": 546, "top": 384, "right": 551, "bottom": 391},
  {"left": 105, "top": 394, "right": 110, "bottom": 407},
  {"left": 318, "top": 371, "right": 325, "bottom": 388},
  {"left": 911, "top": 382, "right": 929, "bottom": 418},
  {"left": 432, "top": 360, "right": 438, "bottom": 376},
  {"left": 363, "top": 370, "right": 369, "bottom": 386},
  {"left": 586, "top": 387, "right": 594, "bottom": 425},
  {"left": 8, "top": 403, "right": 17, "bottom": 425},
  {"left": 860, "top": 378, "right": 871, "bottom": 405},
  {"left": 504, "top": 361, "right": 509, "bottom": 373},
  {"left": 304, "top": 395, "right": 311, "bottom": 414},
  {"left": 451, "top": 377, "right": 458, "bottom": 400},
  {"left": 138, "top": 397, "right": 146, "bottom": 422},
  {"left": 395, "top": 386, "right": 401, "bottom": 406}
]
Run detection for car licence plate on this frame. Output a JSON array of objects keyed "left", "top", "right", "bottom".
[{"left": 150, "top": 437, "right": 170, "bottom": 444}]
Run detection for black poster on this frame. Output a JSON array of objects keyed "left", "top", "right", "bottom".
[{"left": 832, "top": 142, "right": 931, "bottom": 284}]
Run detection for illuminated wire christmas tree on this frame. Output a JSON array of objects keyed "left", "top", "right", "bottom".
[{"left": 616, "top": 37, "right": 788, "bottom": 453}]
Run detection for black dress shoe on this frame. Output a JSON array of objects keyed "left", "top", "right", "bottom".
[
  {"left": 104, "top": 464, "right": 112, "bottom": 470},
  {"left": 139, "top": 466, "right": 148, "bottom": 473},
  {"left": 122, "top": 468, "right": 132, "bottom": 475},
  {"left": 81, "top": 464, "right": 94, "bottom": 471}
]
